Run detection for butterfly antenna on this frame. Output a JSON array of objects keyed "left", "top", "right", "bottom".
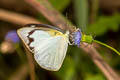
[{"left": 93, "top": 40, "right": 120, "bottom": 55}]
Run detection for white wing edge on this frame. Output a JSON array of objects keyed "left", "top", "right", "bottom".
[{"left": 17, "top": 28, "right": 34, "bottom": 53}]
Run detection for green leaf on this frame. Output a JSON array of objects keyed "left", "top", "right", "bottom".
[{"left": 86, "top": 13, "right": 120, "bottom": 36}]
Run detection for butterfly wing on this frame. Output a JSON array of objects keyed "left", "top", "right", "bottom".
[
  {"left": 17, "top": 27, "right": 56, "bottom": 52},
  {"left": 34, "top": 36, "right": 68, "bottom": 71},
  {"left": 17, "top": 27, "right": 69, "bottom": 71}
]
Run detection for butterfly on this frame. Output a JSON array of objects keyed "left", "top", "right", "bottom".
[{"left": 17, "top": 24, "right": 82, "bottom": 71}]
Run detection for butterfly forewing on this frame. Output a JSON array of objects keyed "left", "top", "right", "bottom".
[
  {"left": 17, "top": 27, "right": 61, "bottom": 52},
  {"left": 17, "top": 25, "right": 69, "bottom": 71}
]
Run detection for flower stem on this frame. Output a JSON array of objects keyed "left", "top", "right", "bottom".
[{"left": 93, "top": 40, "right": 120, "bottom": 55}]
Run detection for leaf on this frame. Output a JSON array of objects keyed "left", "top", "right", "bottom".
[{"left": 86, "top": 13, "right": 120, "bottom": 36}]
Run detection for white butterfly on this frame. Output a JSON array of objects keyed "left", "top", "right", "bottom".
[{"left": 17, "top": 24, "right": 70, "bottom": 71}]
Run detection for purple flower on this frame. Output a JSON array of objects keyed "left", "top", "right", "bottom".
[
  {"left": 5, "top": 30, "right": 20, "bottom": 43},
  {"left": 72, "top": 29, "right": 81, "bottom": 47}
]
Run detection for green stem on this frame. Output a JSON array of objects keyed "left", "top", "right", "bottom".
[{"left": 93, "top": 40, "right": 120, "bottom": 55}]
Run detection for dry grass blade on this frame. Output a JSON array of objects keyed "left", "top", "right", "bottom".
[{"left": 0, "top": 8, "right": 40, "bottom": 25}]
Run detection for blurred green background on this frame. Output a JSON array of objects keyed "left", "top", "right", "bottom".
[{"left": 0, "top": 0, "right": 120, "bottom": 80}]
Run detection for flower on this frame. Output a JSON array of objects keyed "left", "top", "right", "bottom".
[
  {"left": 5, "top": 30, "right": 20, "bottom": 43},
  {"left": 0, "top": 30, "right": 20, "bottom": 53}
]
